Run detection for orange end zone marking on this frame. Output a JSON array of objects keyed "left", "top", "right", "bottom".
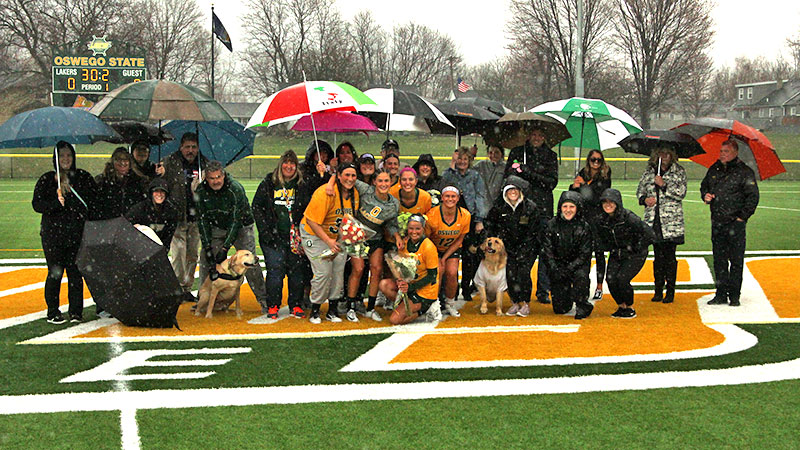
[
  {"left": 0, "top": 269, "right": 91, "bottom": 320},
  {"left": 392, "top": 292, "right": 723, "bottom": 363},
  {"left": 0, "top": 268, "right": 48, "bottom": 290},
  {"left": 748, "top": 257, "right": 800, "bottom": 319}
]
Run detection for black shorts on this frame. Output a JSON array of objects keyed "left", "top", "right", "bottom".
[
  {"left": 367, "top": 238, "right": 393, "bottom": 255},
  {"left": 407, "top": 292, "right": 435, "bottom": 315},
  {"left": 438, "top": 249, "right": 461, "bottom": 260}
]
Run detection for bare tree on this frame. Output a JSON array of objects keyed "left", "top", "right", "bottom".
[
  {"left": 348, "top": 10, "right": 388, "bottom": 89},
  {"left": 613, "top": 0, "right": 714, "bottom": 128},
  {"left": 132, "top": 0, "right": 208, "bottom": 85},
  {"left": 240, "top": 0, "right": 334, "bottom": 97},
  {"left": 387, "top": 23, "right": 462, "bottom": 99},
  {"left": 508, "top": 0, "right": 614, "bottom": 98},
  {"left": 678, "top": 52, "right": 715, "bottom": 118}
]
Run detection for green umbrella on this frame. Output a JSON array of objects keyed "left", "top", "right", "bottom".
[
  {"left": 89, "top": 80, "right": 232, "bottom": 122},
  {"left": 530, "top": 97, "right": 642, "bottom": 151}
]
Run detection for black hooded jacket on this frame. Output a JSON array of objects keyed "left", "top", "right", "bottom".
[
  {"left": 504, "top": 141, "right": 559, "bottom": 217},
  {"left": 93, "top": 169, "right": 147, "bottom": 220},
  {"left": 699, "top": 157, "right": 759, "bottom": 224},
  {"left": 296, "top": 142, "right": 333, "bottom": 218},
  {"left": 32, "top": 145, "right": 96, "bottom": 240},
  {"left": 413, "top": 154, "right": 442, "bottom": 192},
  {"left": 484, "top": 175, "right": 541, "bottom": 259},
  {"left": 568, "top": 166, "right": 612, "bottom": 224},
  {"left": 125, "top": 177, "right": 181, "bottom": 248},
  {"left": 541, "top": 191, "right": 594, "bottom": 277},
  {"left": 595, "top": 188, "right": 655, "bottom": 255}
]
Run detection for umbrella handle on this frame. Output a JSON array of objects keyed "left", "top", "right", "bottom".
[{"left": 302, "top": 71, "right": 323, "bottom": 163}]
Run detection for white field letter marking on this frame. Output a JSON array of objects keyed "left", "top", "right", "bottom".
[{"left": 60, "top": 348, "right": 252, "bottom": 383}]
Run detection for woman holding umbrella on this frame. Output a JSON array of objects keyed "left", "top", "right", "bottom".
[
  {"left": 32, "top": 141, "right": 96, "bottom": 324},
  {"left": 636, "top": 147, "right": 687, "bottom": 304},
  {"left": 569, "top": 150, "right": 612, "bottom": 300}
]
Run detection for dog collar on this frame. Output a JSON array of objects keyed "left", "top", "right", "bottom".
[{"left": 218, "top": 272, "right": 243, "bottom": 281}]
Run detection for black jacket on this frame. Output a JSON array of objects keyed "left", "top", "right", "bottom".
[
  {"left": 252, "top": 175, "right": 304, "bottom": 248},
  {"left": 92, "top": 171, "right": 147, "bottom": 220},
  {"left": 504, "top": 141, "right": 558, "bottom": 217},
  {"left": 699, "top": 157, "right": 759, "bottom": 224},
  {"left": 595, "top": 188, "right": 655, "bottom": 255},
  {"left": 568, "top": 166, "right": 612, "bottom": 224},
  {"left": 541, "top": 191, "right": 594, "bottom": 277},
  {"left": 32, "top": 147, "right": 96, "bottom": 241},
  {"left": 484, "top": 176, "right": 541, "bottom": 259},
  {"left": 124, "top": 178, "right": 181, "bottom": 248}
]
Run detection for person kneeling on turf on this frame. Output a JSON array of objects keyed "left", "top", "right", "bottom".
[
  {"left": 542, "top": 191, "right": 594, "bottom": 319},
  {"left": 379, "top": 215, "right": 441, "bottom": 325}
]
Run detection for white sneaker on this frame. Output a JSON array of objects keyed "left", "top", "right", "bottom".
[
  {"left": 425, "top": 300, "right": 442, "bottom": 322},
  {"left": 366, "top": 310, "right": 383, "bottom": 322},
  {"left": 309, "top": 311, "right": 321, "bottom": 324},
  {"left": 325, "top": 311, "right": 342, "bottom": 323},
  {"left": 376, "top": 291, "right": 388, "bottom": 306},
  {"left": 346, "top": 309, "right": 358, "bottom": 322},
  {"left": 444, "top": 300, "right": 460, "bottom": 317}
]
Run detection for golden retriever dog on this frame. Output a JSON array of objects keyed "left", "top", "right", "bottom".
[
  {"left": 475, "top": 237, "right": 508, "bottom": 315},
  {"left": 195, "top": 250, "right": 259, "bottom": 318}
]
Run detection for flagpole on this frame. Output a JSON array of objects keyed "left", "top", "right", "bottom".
[{"left": 211, "top": 4, "right": 216, "bottom": 99}]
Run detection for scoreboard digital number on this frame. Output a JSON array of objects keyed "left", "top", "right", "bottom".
[{"left": 51, "top": 56, "right": 148, "bottom": 94}]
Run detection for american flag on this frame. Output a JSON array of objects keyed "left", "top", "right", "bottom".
[{"left": 457, "top": 77, "right": 472, "bottom": 93}]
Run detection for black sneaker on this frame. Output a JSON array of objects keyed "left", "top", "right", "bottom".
[
  {"left": 707, "top": 296, "right": 728, "bottom": 305},
  {"left": 69, "top": 315, "right": 83, "bottom": 323},
  {"left": 47, "top": 314, "right": 67, "bottom": 325},
  {"left": 729, "top": 298, "right": 741, "bottom": 307},
  {"left": 611, "top": 307, "right": 625, "bottom": 318},
  {"left": 537, "top": 296, "right": 551, "bottom": 305},
  {"left": 619, "top": 308, "right": 637, "bottom": 318},
  {"left": 183, "top": 292, "right": 198, "bottom": 303}
]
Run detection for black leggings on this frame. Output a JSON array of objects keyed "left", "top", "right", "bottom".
[
  {"left": 44, "top": 263, "right": 84, "bottom": 319},
  {"left": 551, "top": 265, "right": 590, "bottom": 314},
  {"left": 606, "top": 250, "right": 647, "bottom": 306},
  {"left": 653, "top": 242, "right": 678, "bottom": 291},
  {"left": 507, "top": 254, "right": 535, "bottom": 304}
]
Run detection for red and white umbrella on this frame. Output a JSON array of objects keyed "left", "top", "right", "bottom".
[{"left": 246, "top": 81, "right": 376, "bottom": 129}]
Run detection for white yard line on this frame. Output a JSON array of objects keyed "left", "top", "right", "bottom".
[
  {"left": 619, "top": 193, "right": 800, "bottom": 212},
  {"left": 3, "top": 345, "right": 800, "bottom": 415},
  {"left": 697, "top": 259, "right": 780, "bottom": 324},
  {"left": 120, "top": 408, "right": 140, "bottom": 450},
  {"left": 0, "top": 299, "right": 97, "bottom": 331},
  {"left": 339, "top": 323, "right": 755, "bottom": 372}
]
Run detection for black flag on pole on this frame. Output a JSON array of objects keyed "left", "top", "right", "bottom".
[{"left": 212, "top": 12, "right": 232, "bottom": 52}]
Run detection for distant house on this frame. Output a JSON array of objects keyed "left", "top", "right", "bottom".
[
  {"left": 220, "top": 102, "right": 260, "bottom": 126},
  {"left": 733, "top": 80, "right": 800, "bottom": 128}
]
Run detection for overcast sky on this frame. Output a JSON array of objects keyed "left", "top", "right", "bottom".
[{"left": 201, "top": 0, "right": 800, "bottom": 68}]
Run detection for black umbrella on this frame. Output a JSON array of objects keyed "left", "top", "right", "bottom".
[
  {"left": 77, "top": 217, "right": 182, "bottom": 328},
  {"left": 618, "top": 129, "right": 705, "bottom": 158},
  {"left": 434, "top": 98, "right": 503, "bottom": 137},
  {"left": 107, "top": 121, "right": 174, "bottom": 145},
  {"left": 485, "top": 112, "right": 572, "bottom": 148}
]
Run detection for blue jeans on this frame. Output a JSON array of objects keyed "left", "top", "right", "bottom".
[{"left": 263, "top": 242, "right": 304, "bottom": 309}]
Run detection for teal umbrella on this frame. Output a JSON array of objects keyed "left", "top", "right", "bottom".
[{"left": 529, "top": 97, "right": 642, "bottom": 151}]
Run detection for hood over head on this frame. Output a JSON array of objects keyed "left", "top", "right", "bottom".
[
  {"left": 304, "top": 140, "right": 334, "bottom": 165},
  {"left": 558, "top": 190, "right": 583, "bottom": 213},
  {"left": 599, "top": 188, "right": 623, "bottom": 210},
  {"left": 412, "top": 153, "right": 438, "bottom": 179}
]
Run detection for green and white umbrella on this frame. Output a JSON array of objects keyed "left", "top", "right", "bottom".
[{"left": 530, "top": 97, "right": 642, "bottom": 151}]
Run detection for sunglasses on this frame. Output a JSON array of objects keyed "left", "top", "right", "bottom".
[{"left": 589, "top": 157, "right": 603, "bottom": 163}]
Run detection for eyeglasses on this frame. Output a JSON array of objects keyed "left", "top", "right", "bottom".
[{"left": 589, "top": 157, "right": 603, "bottom": 163}]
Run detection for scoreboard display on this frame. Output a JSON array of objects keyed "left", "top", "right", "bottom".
[{"left": 52, "top": 57, "right": 147, "bottom": 94}]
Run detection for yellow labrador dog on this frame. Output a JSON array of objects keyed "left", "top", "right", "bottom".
[
  {"left": 475, "top": 237, "right": 508, "bottom": 315},
  {"left": 195, "top": 250, "right": 259, "bottom": 318}
]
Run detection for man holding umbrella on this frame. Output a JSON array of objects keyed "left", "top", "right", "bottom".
[
  {"left": 701, "top": 139, "right": 759, "bottom": 307},
  {"left": 195, "top": 160, "right": 267, "bottom": 311},
  {"left": 504, "top": 127, "right": 559, "bottom": 304},
  {"left": 155, "top": 132, "right": 207, "bottom": 302}
]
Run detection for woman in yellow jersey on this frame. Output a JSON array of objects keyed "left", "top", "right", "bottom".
[
  {"left": 389, "top": 167, "right": 432, "bottom": 215},
  {"left": 379, "top": 215, "right": 441, "bottom": 325},
  {"left": 425, "top": 186, "right": 470, "bottom": 317},
  {"left": 300, "top": 163, "right": 360, "bottom": 324}
]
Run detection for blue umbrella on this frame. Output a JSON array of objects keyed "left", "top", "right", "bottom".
[
  {"left": 149, "top": 120, "right": 255, "bottom": 166},
  {"left": 0, "top": 106, "right": 120, "bottom": 149}
]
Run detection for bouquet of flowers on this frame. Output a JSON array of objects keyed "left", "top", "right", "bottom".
[
  {"left": 315, "top": 214, "right": 374, "bottom": 259},
  {"left": 384, "top": 250, "right": 419, "bottom": 314},
  {"left": 428, "top": 189, "right": 441, "bottom": 207},
  {"left": 396, "top": 212, "right": 413, "bottom": 237}
]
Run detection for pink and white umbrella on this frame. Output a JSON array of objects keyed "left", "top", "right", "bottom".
[
  {"left": 291, "top": 111, "right": 380, "bottom": 134},
  {"left": 246, "top": 81, "right": 376, "bottom": 129}
]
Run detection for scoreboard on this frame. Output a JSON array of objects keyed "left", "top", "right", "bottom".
[{"left": 52, "top": 57, "right": 147, "bottom": 94}]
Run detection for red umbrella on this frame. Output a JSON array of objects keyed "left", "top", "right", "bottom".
[
  {"left": 673, "top": 118, "right": 785, "bottom": 180},
  {"left": 290, "top": 111, "right": 379, "bottom": 133}
]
